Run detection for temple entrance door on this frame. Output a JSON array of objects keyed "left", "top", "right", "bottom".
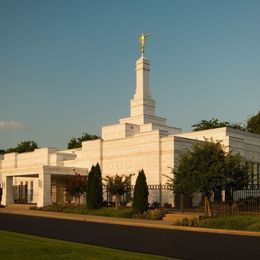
[{"left": 13, "top": 185, "right": 28, "bottom": 204}]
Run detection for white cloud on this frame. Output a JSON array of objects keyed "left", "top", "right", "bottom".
[{"left": 0, "top": 121, "right": 26, "bottom": 129}]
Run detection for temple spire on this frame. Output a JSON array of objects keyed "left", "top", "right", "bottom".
[{"left": 130, "top": 34, "right": 155, "bottom": 118}]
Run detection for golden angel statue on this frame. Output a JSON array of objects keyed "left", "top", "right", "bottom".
[{"left": 139, "top": 33, "right": 150, "bottom": 54}]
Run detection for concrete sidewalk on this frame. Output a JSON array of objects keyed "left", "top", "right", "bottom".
[{"left": 0, "top": 206, "right": 260, "bottom": 238}]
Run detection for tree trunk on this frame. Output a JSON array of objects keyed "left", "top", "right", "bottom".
[
  {"left": 180, "top": 193, "right": 184, "bottom": 213},
  {"left": 205, "top": 196, "right": 213, "bottom": 217},
  {"left": 115, "top": 195, "right": 120, "bottom": 210},
  {"left": 204, "top": 196, "right": 208, "bottom": 214}
]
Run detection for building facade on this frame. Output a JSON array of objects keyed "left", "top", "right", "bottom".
[{"left": 1, "top": 53, "right": 260, "bottom": 207}]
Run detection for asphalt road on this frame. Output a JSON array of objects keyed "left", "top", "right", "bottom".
[{"left": 0, "top": 213, "right": 259, "bottom": 260}]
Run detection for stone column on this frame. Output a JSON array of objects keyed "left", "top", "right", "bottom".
[
  {"left": 37, "top": 172, "right": 51, "bottom": 207},
  {"left": 1, "top": 176, "right": 13, "bottom": 206}
]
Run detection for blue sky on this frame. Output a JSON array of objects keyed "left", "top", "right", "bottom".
[{"left": 0, "top": 0, "right": 260, "bottom": 150}]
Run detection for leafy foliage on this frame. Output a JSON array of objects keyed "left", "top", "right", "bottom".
[
  {"left": 133, "top": 169, "right": 149, "bottom": 214},
  {"left": 5, "top": 140, "right": 38, "bottom": 154},
  {"left": 223, "top": 153, "right": 249, "bottom": 192},
  {"left": 192, "top": 118, "right": 245, "bottom": 131},
  {"left": 170, "top": 140, "right": 249, "bottom": 216},
  {"left": 67, "top": 132, "right": 99, "bottom": 149},
  {"left": 246, "top": 111, "right": 260, "bottom": 135},
  {"left": 65, "top": 171, "right": 87, "bottom": 205},
  {"left": 86, "top": 163, "right": 103, "bottom": 209},
  {"left": 104, "top": 174, "right": 132, "bottom": 210}
]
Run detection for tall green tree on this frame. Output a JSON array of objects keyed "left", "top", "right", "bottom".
[
  {"left": 223, "top": 153, "right": 249, "bottom": 212},
  {"left": 192, "top": 118, "right": 245, "bottom": 131},
  {"left": 104, "top": 174, "right": 132, "bottom": 210},
  {"left": 67, "top": 132, "right": 99, "bottom": 149},
  {"left": 94, "top": 163, "right": 103, "bottom": 209},
  {"left": 133, "top": 170, "right": 149, "bottom": 214},
  {"left": 171, "top": 140, "right": 225, "bottom": 216},
  {"left": 5, "top": 140, "right": 38, "bottom": 154},
  {"left": 86, "top": 163, "right": 103, "bottom": 209},
  {"left": 171, "top": 140, "right": 249, "bottom": 216},
  {"left": 246, "top": 111, "right": 260, "bottom": 135},
  {"left": 86, "top": 165, "right": 95, "bottom": 209}
]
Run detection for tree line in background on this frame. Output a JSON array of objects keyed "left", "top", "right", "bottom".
[
  {"left": 1, "top": 111, "right": 259, "bottom": 154},
  {"left": 192, "top": 111, "right": 260, "bottom": 134},
  {"left": 0, "top": 140, "right": 38, "bottom": 155},
  {"left": 67, "top": 132, "right": 99, "bottom": 149},
  {"left": 0, "top": 132, "right": 99, "bottom": 155}
]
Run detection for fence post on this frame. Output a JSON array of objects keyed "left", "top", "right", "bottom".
[
  {"left": 106, "top": 185, "right": 109, "bottom": 207},
  {"left": 159, "top": 183, "right": 162, "bottom": 207}
]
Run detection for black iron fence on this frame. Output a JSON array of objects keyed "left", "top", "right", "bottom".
[
  {"left": 211, "top": 188, "right": 260, "bottom": 215},
  {"left": 102, "top": 184, "right": 173, "bottom": 207}
]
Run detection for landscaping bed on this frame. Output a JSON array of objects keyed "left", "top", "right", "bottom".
[
  {"left": 30, "top": 204, "right": 167, "bottom": 220},
  {"left": 174, "top": 214, "right": 260, "bottom": 232}
]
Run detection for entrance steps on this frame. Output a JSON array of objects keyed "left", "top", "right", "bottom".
[
  {"left": 163, "top": 211, "right": 204, "bottom": 222},
  {"left": 6, "top": 204, "right": 34, "bottom": 210}
]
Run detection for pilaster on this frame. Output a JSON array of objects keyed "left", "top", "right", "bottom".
[
  {"left": 1, "top": 176, "right": 13, "bottom": 206},
  {"left": 37, "top": 172, "right": 51, "bottom": 207}
]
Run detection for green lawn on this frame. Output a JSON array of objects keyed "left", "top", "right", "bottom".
[
  {"left": 32, "top": 205, "right": 133, "bottom": 218},
  {"left": 0, "top": 230, "right": 171, "bottom": 259},
  {"left": 197, "top": 215, "right": 260, "bottom": 231}
]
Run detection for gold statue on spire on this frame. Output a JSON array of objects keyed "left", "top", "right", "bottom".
[{"left": 139, "top": 33, "right": 150, "bottom": 54}]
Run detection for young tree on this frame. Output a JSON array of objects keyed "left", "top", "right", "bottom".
[
  {"left": 105, "top": 174, "right": 132, "bottom": 210},
  {"left": 65, "top": 171, "right": 87, "bottom": 205},
  {"left": 67, "top": 132, "right": 99, "bottom": 149},
  {"left": 133, "top": 170, "right": 149, "bottom": 214},
  {"left": 167, "top": 153, "right": 199, "bottom": 213},
  {"left": 246, "top": 111, "right": 260, "bottom": 135},
  {"left": 86, "top": 163, "right": 103, "bottom": 209}
]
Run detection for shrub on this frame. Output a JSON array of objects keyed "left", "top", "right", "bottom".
[
  {"left": 146, "top": 209, "right": 165, "bottom": 220},
  {"left": 174, "top": 217, "right": 200, "bottom": 227},
  {"left": 150, "top": 201, "right": 160, "bottom": 208},
  {"left": 163, "top": 202, "right": 172, "bottom": 208},
  {"left": 132, "top": 209, "right": 166, "bottom": 220}
]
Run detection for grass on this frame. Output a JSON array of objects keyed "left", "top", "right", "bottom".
[
  {"left": 197, "top": 215, "right": 260, "bottom": 232},
  {"left": 31, "top": 205, "right": 166, "bottom": 220},
  {"left": 175, "top": 214, "right": 260, "bottom": 232},
  {"left": 0, "top": 230, "right": 171, "bottom": 259},
  {"left": 31, "top": 204, "right": 134, "bottom": 218}
]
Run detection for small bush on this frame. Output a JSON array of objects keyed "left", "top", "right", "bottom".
[
  {"left": 146, "top": 209, "right": 165, "bottom": 220},
  {"left": 174, "top": 217, "right": 200, "bottom": 227},
  {"left": 132, "top": 209, "right": 166, "bottom": 220},
  {"left": 132, "top": 212, "right": 148, "bottom": 219},
  {"left": 150, "top": 201, "right": 160, "bottom": 208},
  {"left": 163, "top": 202, "right": 172, "bottom": 208}
]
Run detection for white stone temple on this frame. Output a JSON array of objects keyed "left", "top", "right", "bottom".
[{"left": 0, "top": 50, "right": 260, "bottom": 208}]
